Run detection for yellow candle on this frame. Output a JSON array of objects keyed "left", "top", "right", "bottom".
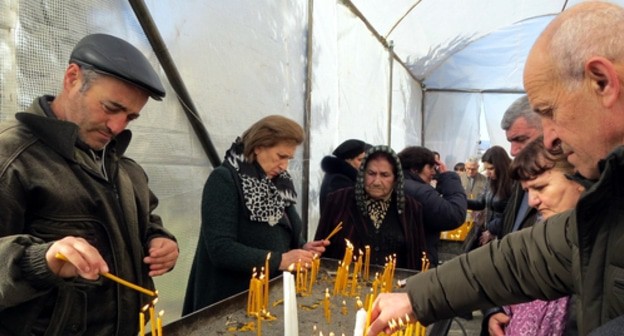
[
  {"left": 309, "top": 254, "right": 319, "bottom": 292},
  {"left": 333, "top": 261, "right": 342, "bottom": 295},
  {"left": 349, "top": 268, "right": 359, "bottom": 296},
  {"left": 364, "top": 245, "right": 371, "bottom": 280},
  {"left": 157, "top": 310, "right": 164, "bottom": 336},
  {"left": 364, "top": 292, "right": 373, "bottom": 335},
  {"left": 342, "top": 240, "right": 353, "bottom": 268},
  {"left": 257, "top": 310, "right": 262, "bottom": 336},
  {"left": 139, "top": 308, "right": 146, "bottom": 336},
  {"left": 301, "top": 265, "right": 308, "bottom": 295},
  {"left": 254, "top": 277, "right": 263, "bottom": 314},
  {"left": 248, "top": 269, "right": 257, "bottom": 315},
  {"left": 55, "top": 252, "right": 157, "bottom": 297},
  {"left": 149, "top": 299, "right": 157, "bottom": 336},
  {"left": 341, "top": 264, "right": 350, "bottom": 295},
  {"left": 296, "top": 259, "right": 302, "bottom": 293},
  {"left": 324, "top": 288, "right": 331, "bottom": 323},
  {"left": 264, "top": 252, "right": 271, "bottom": 309}
]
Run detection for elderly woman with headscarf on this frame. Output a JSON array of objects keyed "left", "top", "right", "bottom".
[
  {"left": 183, "top": 115, "right": 328, "bottom": 315},
  {"left": 314, "top": 145, "right": 427, "bottom": 270}
]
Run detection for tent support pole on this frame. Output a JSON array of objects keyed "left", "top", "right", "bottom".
[
  {"left": 128, "top": 0, "right": 222, "bottom": 168},
  {"left": 387, "top": 42, "right": 394, "bottom": 146},
  {"left": 301, "top": 0, "right": 315, "bottom": 237}
]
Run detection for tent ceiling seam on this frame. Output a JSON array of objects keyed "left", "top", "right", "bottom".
[
  {"left": 384, "top": 0, "right": 422, "bottom": 39},
  {"left": 340, "top": 0, "right": 423, "bottom": 85}
]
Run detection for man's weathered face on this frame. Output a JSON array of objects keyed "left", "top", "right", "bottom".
[
  {"left": 505, "top": 117, "right": 541, "bottom": 157},
  {"left": 464, "top": 162, "right": 479, "bottom": 178},
  {"left": 524, "top": 42, "right": 609, "bottom": 179},
  {"left": 64, "top": 65, "right": 148, "bottom": 150}
]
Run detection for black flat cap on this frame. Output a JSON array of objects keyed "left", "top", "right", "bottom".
[
  {"left": 333, "top": 139, "right": 371, "bottom": 160},
  {"left": 70, "top": 34, "right": 165, "bottom": 100}
]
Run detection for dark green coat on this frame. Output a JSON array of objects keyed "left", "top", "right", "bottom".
[
  {"left": 182, "top": 165, "right": 305, "bottom": 315},
  {"left": 405, "top": 146, "right": 624, "bottom": 335},
  {"left": 0, "top": 97, "right": 175, "bottom": 335}
]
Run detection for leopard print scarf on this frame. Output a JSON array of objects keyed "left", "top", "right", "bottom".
[
  {"left": 224, "top": 138, "right": 297, "bottom": 226},
  {"left": 364, "top": 194, "right": 392, "bottom": 229}
]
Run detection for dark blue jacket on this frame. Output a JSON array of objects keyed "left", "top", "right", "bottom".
[{"left": 403, "top": 170, "right": 467, "bottom": 266}]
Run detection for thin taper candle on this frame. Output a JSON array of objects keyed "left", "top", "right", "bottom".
[
  {"left": 324, "top": 221, "right": 343, "bottom": 241},
  {"left": 149, "top": 299, "right": 157, "bottom": 336},
  {"left": 157, "top": 310, "right": 164, "bottom": 336},
  {"left": 54, "top": 252, "right": 157, "bottom": 297},
  {"left": 139, "top": 305, "right": 148, "bottom": 336}
]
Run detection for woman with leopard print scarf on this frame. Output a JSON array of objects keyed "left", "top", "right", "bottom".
[
  {"left": 314, "top": 145, "right": 427, "bottom": 270},
  {"left": 183, "top": 115, "right": 328, "bottom": 315}
]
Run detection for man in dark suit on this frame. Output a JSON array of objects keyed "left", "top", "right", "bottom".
[{"left": 481, "top": 95, "right": 543, "bottom": 335}]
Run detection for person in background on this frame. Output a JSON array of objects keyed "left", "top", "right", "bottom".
[
  {"left": 480, "top": 95, "right": 543, "bottom": 335},
  {"left": 315, "top": 145, "right": 426, "bottom": 270},
  {"left": 453, "top": 162, "right": 465, "bottom": 173},
  {"left": 460, "top": 156, "right": 488, "bottom": 235},
  {"left": 398, "top": 146, "right": 466, "bottom": 266},
  {"left": 182, "top": 115, "right": 328, "bottom": 314},
  {"left": 465, "top": 146, "right": 512, "bottom": 246},
  {"left": 0, "top": 34, "right": 179, "bottom": 335},
  {"left": 366, "top": 2, "right": 624, "bottom": 335},
  {"left": 319, "top": 139, "right": 371, "bottom": 213},
  {"left": 460, "top": 157, "right": 487, "bottom": 200},
  {"left": 432, "top": 151, "right": 441, "bottom": 162},
  {"left": 499, "top": 95, "right": 542, "bottom": 237},
  {"left": 487, "top": 136, "right": 582, "bottom": 336}
]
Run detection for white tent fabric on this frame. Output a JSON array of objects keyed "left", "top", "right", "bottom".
[{"left": 2, "top": 0, "right": 624, "bottom": 322}]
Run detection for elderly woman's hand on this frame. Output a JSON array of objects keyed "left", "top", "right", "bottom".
[
  {"left": 303, "top": 239, "right": 329, "bottom": 255},
  {"left": 279, "top": 249, "right": 315, "bottom": 270}
]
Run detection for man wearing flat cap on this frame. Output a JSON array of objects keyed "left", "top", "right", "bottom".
[
  {"left": 319, "top": 139, "right": 371, "bottom": 213},
  {"left": 0, "top": 34, "right": 178, "bottom": 335}
]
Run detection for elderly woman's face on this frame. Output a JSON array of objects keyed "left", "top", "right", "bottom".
[
  {"left": 254, "top": 142, "right": 298, "bottom": 179},
  {"left": 364, "top": 157, "right": 395, "bottom": 200}
]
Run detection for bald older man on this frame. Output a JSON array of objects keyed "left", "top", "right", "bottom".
[{"left": 366, "top": 2, "right": 624, "bottom": 335}]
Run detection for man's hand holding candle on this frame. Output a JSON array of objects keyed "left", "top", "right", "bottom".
[
  {"left": 45, "top": 236, "right": 109, "bottom": 280},
  {"left": 367, "top": 292, "right": 416, "bottom": 336}
]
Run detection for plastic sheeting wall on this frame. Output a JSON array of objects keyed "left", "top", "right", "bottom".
[
  {"left": 10, "top": 0, "right": 612, "bottom": 326},
  {"left": 0, "top": 0, "right": 421, "bottom": 323},
  {"left": 0, "top": 0, "right": 211, "bottom": 323},
  {"left": 306, "top": 1, "right": 422, "bottom": 238}
]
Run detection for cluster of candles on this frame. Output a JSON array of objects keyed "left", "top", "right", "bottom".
[
  {"left": 242, "top": 222, "right": 432, "bottom": 336},
  {"left": 332, "top": 240, "right": 368, "bottom": 297},
  {"left": 139, "top": 297, "right": 164, "bottom": 336},
  {"left": 54, "top": 252, "right": 164, "bottom": 336},
  {"left": 368, "top": 253, "right": 431, "bottom": 336},
  {"left": 246, "top": 253, "right": 276, "bottom": 336}
]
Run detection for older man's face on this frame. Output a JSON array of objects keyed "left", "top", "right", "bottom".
[
  {"left": 505, "top": 117, "right": 542, "bottom": 157},
  {"left": 524, "top": 42, "right": 613, "bottom": 180},
  {"left": 464, "top": 162, "right": 479, "bottom": 178}
]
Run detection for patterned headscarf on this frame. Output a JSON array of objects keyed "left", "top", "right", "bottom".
[
  {"left": 223, "top": 137, "right": 297, "bottom": 226},
  {"left": 355, "top": 145, "right": 405, "bottom": 225}
]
